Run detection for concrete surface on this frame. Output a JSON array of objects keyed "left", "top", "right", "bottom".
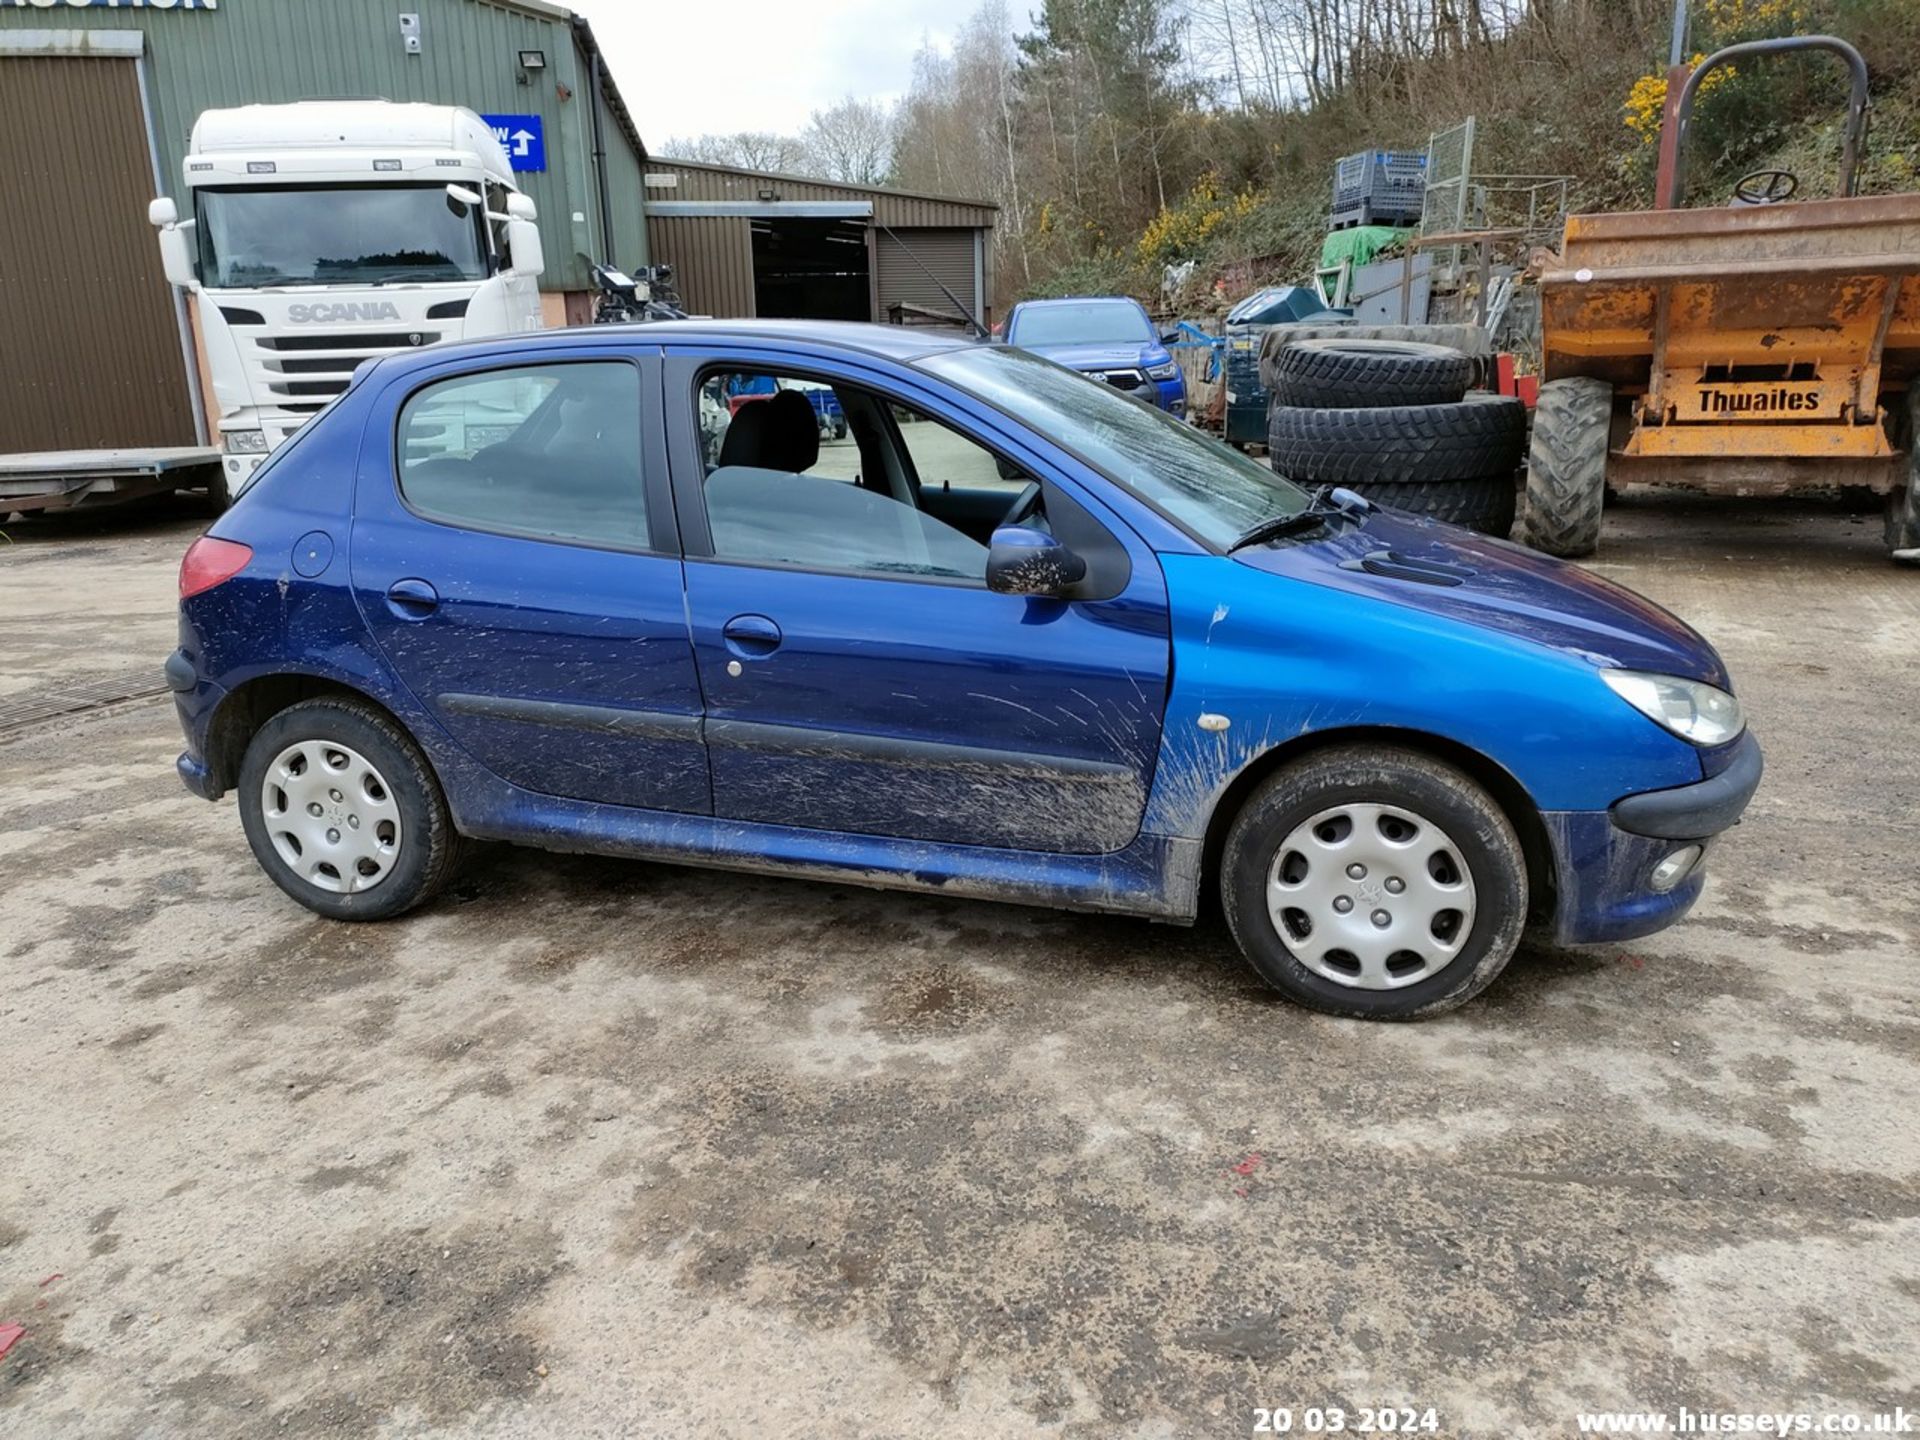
[{"left": 0, "top": 491, "right": 1916, "bottom": 1438}]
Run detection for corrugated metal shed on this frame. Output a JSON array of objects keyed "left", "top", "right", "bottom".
[
  {"left": 0, "top": 51, "right": 198, "bottom": 450},
  {"left": 0, "top": 0, "right": 649, "bottom": 292},
  {"left": 648, "top": 215, "right": 758, "bottom": 320},
  {"left": 642, "top": 159, "right": 998, "bottom": 327},
  {"left": 644, "top": 159, "right": 998, "bottom": 231}
]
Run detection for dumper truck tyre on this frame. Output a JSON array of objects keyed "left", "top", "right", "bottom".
[
  {"left": 1272, "top": 338, "right": 1474, "bottom": 409},
  {"left": 1887, "top": 388, "right": 1920, "bottom": 564},
  {"left": 1366, "top": 474, "right": 1518, "bottom": 537},
  {"left": 1266, "top": 393, "right": 1527, "bottom": 486},
  {"left": 1524, "top": 378, "right": 1612, "bottom": 558}
]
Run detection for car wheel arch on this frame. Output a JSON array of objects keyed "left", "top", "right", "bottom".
[
  {"left": 204, "top": 673, "right": 431, "bottom": 799},
  {"left": 1196, "top": 724, "right": 1557, "bottom": 929}
]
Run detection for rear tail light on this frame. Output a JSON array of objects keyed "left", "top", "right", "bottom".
[{"left": 179, "top": 537, "right": 254, "bottom": 599}]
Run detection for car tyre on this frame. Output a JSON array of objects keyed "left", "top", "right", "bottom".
[
  {"left": 1267, "top": 393, "right": 1528, "bottom": 487},
  {"left": 238, "top": 696, "right": 463, "bottom": 921},
  {"left": 1272, "top": 338, "right": 1475, "bottom": 410},
  {"left": 1220, "top": 745, "right": 1528, "bottom": 1019},
  {"left": 1524, "top": 377, "right": 1612, "bottom": 557}
]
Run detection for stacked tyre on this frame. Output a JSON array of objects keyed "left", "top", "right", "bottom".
[{"left": 1266, "top": 339, "right": 1526, "bottom": 536}]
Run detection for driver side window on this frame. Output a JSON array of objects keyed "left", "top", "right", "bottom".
[{"left": 696, "top": 368, "right": 1037, "bottom": 584}]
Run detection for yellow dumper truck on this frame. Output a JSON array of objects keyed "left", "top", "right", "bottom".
[{"left": 1526, "top": 36, "right": 1920, "bottom": 563}]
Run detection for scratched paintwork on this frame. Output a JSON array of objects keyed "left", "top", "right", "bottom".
[{"left": 176, "top": 320, "right": 1746, "bottom": 946}]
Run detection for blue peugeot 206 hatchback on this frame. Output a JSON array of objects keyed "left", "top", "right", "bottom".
[{"left": 167, "top": 320, "right": 1761, "bottom": 1019}]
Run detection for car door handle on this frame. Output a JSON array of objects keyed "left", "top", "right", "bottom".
[
  {"left": 385, "top": 578, "right": 440, "bottom": 619},
  {"left": 721, "top": 613, "right": 782, "bottom": 658}
]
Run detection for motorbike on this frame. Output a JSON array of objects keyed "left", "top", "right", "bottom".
[{"left": 591, "top": 262, "right": 687, "bottom": 324}]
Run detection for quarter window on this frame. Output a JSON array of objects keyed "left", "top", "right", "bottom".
[{"left": 397, "top": 362, "right": 649, "bottom": 547}]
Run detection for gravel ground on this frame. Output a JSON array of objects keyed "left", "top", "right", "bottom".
[{"left": 0, "top": 489, "right": 1916, "bottom": 1438}]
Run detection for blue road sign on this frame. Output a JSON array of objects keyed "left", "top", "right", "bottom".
[{"left": 481, "top": 114, "right": 546, "bottom": 173}]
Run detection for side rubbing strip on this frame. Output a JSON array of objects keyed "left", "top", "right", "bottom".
[
  {"left": 439, "top": 693, "right": 703, "bottom": 742},
  {"left": 703, "top": 717, "right": 1134, "bottom": 779}
]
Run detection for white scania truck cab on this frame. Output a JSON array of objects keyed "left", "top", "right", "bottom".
[{"left": 150, "top": 100, "right": 547, "bottom": 499}]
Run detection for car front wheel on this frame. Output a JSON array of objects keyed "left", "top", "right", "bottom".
[
  {"left": 237, "top": 696, "right": 462, "bottom": 921},
  {"left": 1221, "top": 746, "right": 1528, "bottom": 1019}
]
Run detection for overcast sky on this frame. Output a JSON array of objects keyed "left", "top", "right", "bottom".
[{"left": 567, "top": 0, "right": 969, "bottom": 145}]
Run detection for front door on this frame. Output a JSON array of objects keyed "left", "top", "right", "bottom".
[
  {"left": 351, "top": 351, "right": 710, "bottom": 814},
  {"left": 666, "top": 350, "right": 1171, "bottom": 854}
]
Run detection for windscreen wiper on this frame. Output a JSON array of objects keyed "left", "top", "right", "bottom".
[{"left": 1228, "top": 485, "right": 1371, "bottom": 552}]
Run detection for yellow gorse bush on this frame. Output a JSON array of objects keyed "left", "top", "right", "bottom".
[
  {"left": 1136, "top": 171, "right": 1260, "bottom": 264},
  {"left": 1625, "top": 54, "right": 1734, "bottom": 144}
]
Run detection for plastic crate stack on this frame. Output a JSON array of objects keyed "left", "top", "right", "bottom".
[{"left": 1330, "top": 150, "right": 1427, "bottom": 230}]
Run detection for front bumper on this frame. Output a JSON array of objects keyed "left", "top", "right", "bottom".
[{"left": 1545, "top": 731, "right": 1763, "bottom": 945}]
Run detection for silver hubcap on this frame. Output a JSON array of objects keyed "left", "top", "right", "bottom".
[
  {"left": 1266, "top": 802, "right": 1477, "bottom": 990},
  {"left": 259, "top": 740, "right": 402, "bottom": 894}
]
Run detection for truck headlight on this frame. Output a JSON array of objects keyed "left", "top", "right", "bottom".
[
  {"left": 223, "top": 430, "right": 269, "bottom": 455},
  {"left": 1602, "top": 670, "right": 1744, "bottom": 746},
  {"left": 1146, "top": 361, "right": 1180, "bottom": 381}
]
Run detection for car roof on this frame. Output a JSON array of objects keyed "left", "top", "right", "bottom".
[
  {"left": 1012, "top": 296, "right": 1143, "bottom": 308},
  {"left": 365, "top": 318, "right": 984, "bottom": 383}
]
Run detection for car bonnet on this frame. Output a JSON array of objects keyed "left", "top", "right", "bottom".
[{"left": 1231, "top": 506, "right": 1732, "bottom": 688}]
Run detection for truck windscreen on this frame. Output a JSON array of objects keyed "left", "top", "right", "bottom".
[{"left": 195, "top": 184, "right": 488, "bottom": 287}]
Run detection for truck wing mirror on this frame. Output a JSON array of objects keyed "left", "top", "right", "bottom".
[
  {"left": 505, "top": 218, "right": 545, "bottom": 279},
  {"left": 505, "top": 193, "right": 537, "bottom": 221},
  {"left": 151, "top": 197, "right": 197, "bottom": 288}
]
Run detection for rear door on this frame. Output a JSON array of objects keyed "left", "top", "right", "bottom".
[
  {"left": 664, "top": 344, "right": 1173, "bottom": 854},
  {"left": 350, "top": 346, "right": 710, "bottom": 814}
]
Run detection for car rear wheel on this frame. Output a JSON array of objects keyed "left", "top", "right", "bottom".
[
  {"left": 1220, "top": 746, "right": 1528, "bottom": 1019},
  {"left": 238, "top": 697, "right": 462, "bottom": 921}
]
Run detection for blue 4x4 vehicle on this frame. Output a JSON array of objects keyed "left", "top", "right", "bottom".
[
  {"left": 169, "top": 320, "right": 1761, "bottom": 1019},
  {"left": 1004, "top": 296, "right": 1187, "bottom": 416}
]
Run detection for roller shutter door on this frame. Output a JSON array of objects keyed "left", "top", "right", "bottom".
[
  {"left": 875, "top": 228, "right": 979, "bottom": 326},
  {"left": 0, "top": 55, "right": 197, "bottom": 452}
]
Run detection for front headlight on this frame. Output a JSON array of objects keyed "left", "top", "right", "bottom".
[
  {"left": 223, "top": 429, "right": 269, "bottom": 455},
  {"left": 1146, "top": 361, "right": 1180, "bottom": 381},
  {"left": 1602, "top": 670, "right": 1744, "bottom": 746}
]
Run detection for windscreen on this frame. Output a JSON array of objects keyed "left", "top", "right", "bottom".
[
  {"left": 924, "top": 345, "right": 1310, "bottom": 548},
  {"left": 195, "top": 185, "right": 487, "bottom": 287},
  {"left": 1009, "top": 301, "right": 1154, "bottom": 348}
]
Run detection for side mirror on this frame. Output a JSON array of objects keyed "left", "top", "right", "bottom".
[
  {"left": 1160, "top": 329, "right": 1181, "bottom": 345},
  {"left": 505, "top": 192, "right": 537, "bottom": 221},
  {"left": 505, "top": 217, "right": 545, "bottom": 278},
  {"left": 148, "top": 196, "right": 177, "bottom": 227},
  {"left": 445, "top": 184, "right": 484, "bottom": 214},
  {"left": 986, "top": 524, "right": 1086, "bottom": 598},
  {"left": 156, "top": 222, "right": 196, "bottom": 288}
]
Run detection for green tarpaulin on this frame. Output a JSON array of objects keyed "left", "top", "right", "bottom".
[{"left": 1320, "top": 225, "right": 1413, "bottom": 271}]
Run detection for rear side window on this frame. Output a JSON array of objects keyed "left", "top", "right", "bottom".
[{"left": 396, "top": 361, "right": 649, "bottom": 548}]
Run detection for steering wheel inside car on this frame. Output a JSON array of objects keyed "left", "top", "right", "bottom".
[
  {"left": 1732, "top": 168, "right": 1798, "bottom": 205},
  {"left": 1000, "top": 480, "right": 1042, "bottom": 527}
]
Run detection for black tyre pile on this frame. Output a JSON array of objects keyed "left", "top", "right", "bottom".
[{"left": 1265, "top": 338, "right": 1524, "bottom": 536}]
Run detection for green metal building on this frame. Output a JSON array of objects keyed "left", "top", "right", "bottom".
[{"left": 0, "top": 0, "right": 650, "bottom": 306}]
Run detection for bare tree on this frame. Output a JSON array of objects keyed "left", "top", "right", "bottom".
[
  {"left": 659, "top": 131, "right": 813, "bottom": 173},
  {"left": 803, "top": 98, "right": 898, "bottom": 186}
]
